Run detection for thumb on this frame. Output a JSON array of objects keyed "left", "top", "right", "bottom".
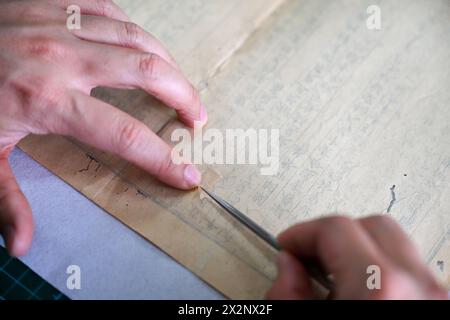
[
  {"left": 266, "top": 251, "right": 314, "bottom": 300},
  {"left": 0, "top": 155, "right": 34, "bottom": 256}
]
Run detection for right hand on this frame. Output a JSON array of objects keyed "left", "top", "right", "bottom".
[
  {"left": 267, "top": 215, "right": 447, "bottom": 299},
  {"left": 0, "top": 0, "right": 206, "bottom": 256}
]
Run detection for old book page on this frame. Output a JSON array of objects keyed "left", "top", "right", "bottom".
[{"left": 19, "top": 0, "right": 450, "bottom": 298}]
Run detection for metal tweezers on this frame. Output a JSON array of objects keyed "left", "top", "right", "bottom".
[{"left": 201, "top": 187, "right": 334, "bottom": 291}]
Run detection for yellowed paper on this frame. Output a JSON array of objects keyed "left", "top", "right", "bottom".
[{"left": 19, "top": 0, "right": 450, "bottom": 298}]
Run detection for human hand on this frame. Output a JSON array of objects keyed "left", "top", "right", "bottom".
[
  {"left": 0, "top": 0, "right": 206, "bottom": 256},
  {"left": 267, "top": 215, "right": 447, "bottom": 299}
]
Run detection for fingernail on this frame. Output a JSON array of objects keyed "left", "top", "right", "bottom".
[
  {"left": 200, "top": 104, "right": 208, "bottom": 124},
  {"left": 184, "top": 165, "right": 202, "bottom": 187}
]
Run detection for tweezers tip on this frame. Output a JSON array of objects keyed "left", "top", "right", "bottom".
[{"left": 199, "top": 186, "right": 214, "bottom": 199}]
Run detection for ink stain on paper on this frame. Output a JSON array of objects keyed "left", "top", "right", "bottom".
[
  {"left": 78, "top": 154, "right": 101, "bottom": 173},
  {"left": 386, "top": 185, "right": 396, "bottom": 213},
  {"left": 437, "top": 260, "right": 444, "bottom": 272},
  {"left": 136, "top": 189, "right": 147, "bottom": 198}
]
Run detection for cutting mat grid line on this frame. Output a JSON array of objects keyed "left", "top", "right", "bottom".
[{"left": 0, "top": 246, "right": 69, "bottom": 300}]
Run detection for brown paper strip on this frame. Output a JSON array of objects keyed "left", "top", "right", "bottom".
[{"left": 18, "top": 135, "right": 272, "bottom": 299}]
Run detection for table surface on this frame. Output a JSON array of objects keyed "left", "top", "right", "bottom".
[{"left": 3, "top": 148, "right": 222, "bottom": 299}]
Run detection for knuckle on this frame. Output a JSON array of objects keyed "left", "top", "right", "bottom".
[
  {"left": 114, "top": 119, "right": 146, "bottom": 155},
  {"left": 155, "top": 147, "right": 174, "bottom": 177},
  {"left": 138, "top": 53, "right": 162, "bottom": 81},
  {"left": 316, "top": 216, "right": 355, "bottom": 252},
  {"left": 95, "top": 0, "right": 115, "bottom": 17},
  {"left": 364, "top": 214, "right": 398, "bottom": 230},
  {"left": 25, "top": 37, "right": 68, "bottom": 60},
  {"left": 376, "top": 214, "right": 396, "bottom": 225},
  {"left": 121, "top": 22, "right": 142, "bottom": 47},
  {"left": 367, "top": 214, "right": 391, "bottom": 223},
  {"left": 323, "top": 215, "right": 354, "bottom": 230}
]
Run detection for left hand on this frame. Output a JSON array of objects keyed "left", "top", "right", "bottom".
[{"left": 0, "top": 0, "right": 206, "bottom": 256}]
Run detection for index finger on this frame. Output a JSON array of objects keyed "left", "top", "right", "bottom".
[{"left": 54, "top": 91, "right": 202, "bottom": 190}]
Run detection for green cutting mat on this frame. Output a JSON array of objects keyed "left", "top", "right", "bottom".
[{"left": 0, "top": 246, "right": 69, "bottom": 300}]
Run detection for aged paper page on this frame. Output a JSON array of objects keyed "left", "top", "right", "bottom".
[
  {"left": 194, "top": 0, "right": 450, "bottom": 285},
  {"left": 19, "top": 0, "right": 450, "bottom": 298},
  {"left": 115, "top": 0, "right": 285, "bottom": 84},
  {"left": 199, "top": 0, "right": 450, "bottom": 285}
]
